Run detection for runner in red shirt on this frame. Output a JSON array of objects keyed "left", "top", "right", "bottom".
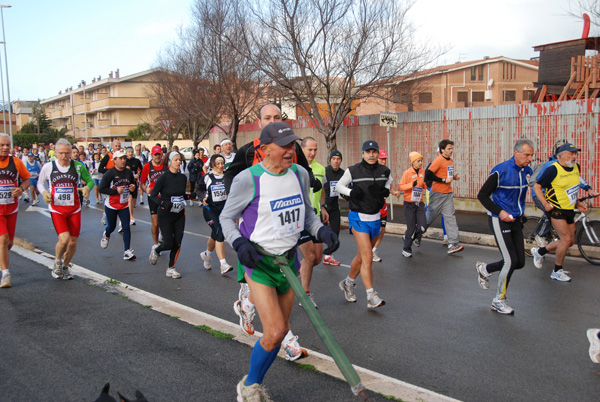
[
  {"left": 140, "top": 146, "right": 168, "bottom": 249},
  {"left": 0, "top": 133, "right": 31, "bottom": 288}
]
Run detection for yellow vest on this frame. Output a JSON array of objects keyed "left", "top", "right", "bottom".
[{"left": 546, "top": 162, "right": 580, "bottom": 210}]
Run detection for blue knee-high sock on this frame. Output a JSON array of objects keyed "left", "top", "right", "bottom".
[{"left": 246, "top": 338, "right": 280, "bottom": 385}]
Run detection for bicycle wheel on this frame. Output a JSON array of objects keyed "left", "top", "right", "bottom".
[
  {"left": 523, "top": 216, "right": 540, "bottom": 257},
  {"left": 577, "top": 220, "right": 600, "bottom": 265}
]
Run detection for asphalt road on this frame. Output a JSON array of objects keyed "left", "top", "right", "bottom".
[{"left": 4, "top": 199, "right": 600, "bottom": 402}]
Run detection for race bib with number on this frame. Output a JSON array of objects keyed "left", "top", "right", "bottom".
[
  {"left": 170, "top": 195, "right": 185, "bottom": 213},
  {"left": 269, "top": 194, "right": 305, "bottom": 237},
  {"left": 120, "top": 188, "right": 130, "bottom": 204},
  {"left": 0, "top": 184, "right": 14, "bottom": 205},
  {"left": 411, "top": 186, "right": 423, "bottom": 202},
  {"left": 447, "top": 166, "right": 454, "bottom": 179},
  {"left": 210, "top": 184, "right": 227, "bottom": 202},
  {"left": 566, "top": 184, "right": 580, "bottom": 206},
  {"left": 329, "top": 181, "right": 339, "bottom": 197},
  {"left": 54, "top": 187, "right": 75, "bottom": 206}
]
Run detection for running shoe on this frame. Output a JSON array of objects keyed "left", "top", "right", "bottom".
[
  {"left": 299, "top": 293, "right": 318, "bottom": 309},
  {"left": 372, "top": 251, "right": 382, "bottom": 262},
  {"left": 531, "top": 247, "right": 544, "bottom": 269},
  {"left": 32, "top": 198, "right": 39, "bottom": 206},
  {"left": 100, "top": 232, "right": 109, "bottom": 249},
  {"left": 283, "top": 335, "right": 308, "bottom": 361},
  {"left": 200, "top": 251, "right": 212, "bottom": 270},
  {"left": 62, "top": 264, "right": 73, "bottom": 280},
  {"left": 85, "top": 199, "right": 90, "bottom": 206},
  {"left": 236, "top": 375, "right": 273, "bottom": 402},
  {"left": 189, "top": 200, "right": 194, "bottom": 207},
  {"left": 101, "top": 212, "right": 107, "bottom": 226},
  {"left": 239, "top": 283, "right": 250, "bottom": 301},
  {"left": 367, "top": 291, "right": 386, "bottom": 309},
  {"left": 413, "top": 238, "right": 421, "bottom": 247},
  {"left": 140, "top": 200, "right": 144, "bottom": 205},
  {"left": 442, "top": 235, "right": 448, "bottom": 245},
  {"left": 149, "top": 244, "right": 159, "bottom": 265},
  {"left": 339, "top": 279, "right": 357, "bottom": 302},
  {"left": 96, "top": 200, "right": 102, "bottom": 205},
  {"left": 475, "top": 261, "right": 490, "bottom": 290},
  {"left": 118, "top": 222, "right": 123, "bottom": 233},
  {"left": 52, "top": 260, "right": 63, "bottom": 279},
  {"left": 586, "top": 328, "right": 600, "bottom": 363},
  {"left": 130, "top": 219, "right": 136, "bottom": 226},
  {"left": 535, "top": 234, "right": 548, "bottom": 247},
  {"left": 233, "top": 300, "right": 255, "bottom": 335},
  {"left": 23, "top": 196, "right": 29, "bottom": 203},
  {"left": 166, "top": 267, "right": 181, "bottom": 279},
  {"left": 402, "top": 250, "right": 412, "bottom": 258},
  {"left": 447, "top": 244, "right": 464, "bottom": 254},
  {"left": 550, "top": 269, "right": 571, "bottom": 282},
  {"left": 323, "top": 255, "right": 340, "bottom": 266},
  {"left": 220, "top": 262, "right": 233, "bottom": 275},
  {"left": 0, "top": 272, "right": 11, "bottom": 288},
  {"left": 491, "top": 298, "right": 514, "bottom": 315},
  {"left": 123, "top": 249, "right": 136, "bottom": 260}
]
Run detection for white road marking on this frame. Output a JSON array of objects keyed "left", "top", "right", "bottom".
[{"left": 12, "top": 244, "right": 461, "bottom": 402}]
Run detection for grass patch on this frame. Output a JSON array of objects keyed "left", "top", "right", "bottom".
[
  {"left": 171, "top": 316, "right": 180, "bottom": 319},
  {"left": 14, "top": 237, "right": 35, "bottom": 251},
  {"left": 105, "top": 278, "right": 120, "bottom": 285},
  {"left": 120, "top": 296, "right": 129, "bottom": 300},
  {"left": 142, "top": 305, "right": 152, "bottom": 309},
  {"left": 194, "top": 325, "right": 235, "bottom": 339},
  {"left": 296, "top": 363, "right": 318, "bottom": 372},
  {"left": 376, "top": 392, "right": 408, "bottom": 401}
]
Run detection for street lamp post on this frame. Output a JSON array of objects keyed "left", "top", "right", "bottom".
[{"left": 0, "top": 5, "right": 12, "bottom": 148}]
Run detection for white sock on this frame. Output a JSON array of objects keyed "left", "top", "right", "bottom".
[
  {"left": 366, "top": 288, "right": 374, "bottom": 296},
  {"left": 242, "top": 297, "right": 255, "bottom": 312},
  {"left": 283, "top": 330, "right": 295, "bottom": 344},
  {"left": 372, "top": 247, "right": 377, "bottom": 252},
  {"left": 2, "top": 269, "right": 8, "bottom": 277},
  {"left": 345, "top": 276, "right": 355, "bottom": 286},
  {"left": 206, "top": 250, "right": 212, "bottom": 257},
  {"left": 219, "top": 258, "right": 227, "bottom": 265}
]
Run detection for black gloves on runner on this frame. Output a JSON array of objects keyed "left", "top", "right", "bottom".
[
  {"left": 412, "top": 180, "right": 418, "bottom": 187},
  {"left": 233, "top": 237, "right": 260, "bottom": 268},
  {"left": 160, "top": 200, "right": 172, "bottom": 210},
  {"left": 310, "top": 177, "right": 322, "bottom": 192},
  {"left": 350, "top": 186, "right": 364, "bottom": 203},
  {"left": 317, "top": 226, "right": 340, "bottom": 255}
]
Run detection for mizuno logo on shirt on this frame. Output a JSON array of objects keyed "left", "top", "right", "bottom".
[{"left": 270, "top": 195, "right": 303, "bottom": 211}]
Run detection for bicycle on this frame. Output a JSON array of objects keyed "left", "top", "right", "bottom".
[{"left": 523, "top": 194, "right": 600, "bottom": 264}]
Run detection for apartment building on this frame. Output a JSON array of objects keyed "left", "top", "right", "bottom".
[
  {"left": 357, "top": 56, "right": 539, "bottom": 114},
  {"left": 41, "top": 68, "right": 162, "bottom": 141}
]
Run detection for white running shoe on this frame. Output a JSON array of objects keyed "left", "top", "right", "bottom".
[
  {"left": 62, "top": 264, "right": 73, "bottom": 280},
  {"left": 130, "top": 219, "right": 136, "bottom": 226},
  {"left": 491, "top": 298, "right": 514, "bottom": 315},
  {"left": 339, "top": 279, "right": 357, "bottom": 302},
  {"left": 535, "top": 234, "right": 548, "bottom": 247},
  {"left": 283, "top": 335, "right": 308, "bottom": 361},
  {"left": 220, "top": 262, "right": 233, "bottom": 275},
  {"left": 32, "top": 198, "right": 39, "bottom": 206},
  {"left": 402, "top": 250, "right": 412, "bottom": 258},
  {"left": 233, "top": 300, "right": 255, "bottom": 335},
  {"left": 52, "top": 260, "right": 63, "bottom": 279},
  {"left": 100, "top": 232, "right": 109, "bottom": 249},
  {"left": 0, "top": 272, "right": 11, "bottom": 288},
  {"left": 586, "top": 328, "right": 600, "bottom": 363},
  {"left": 447, "top": 244, "right": 464, "bottom": 254},
  {"left": 123, "top": 249, "right": 136, "bottom": 260},
  {"left": 149, "top": 244, "right": 159, "bottom": 265},
  {"left": 531, "top": 247, "right": 544, "bottom": 269},
  {"left": 236, "top": 375, "right": 272, "bottom": 402},
  {"left": 101, "top": 212, "right": 107, "bottom": 226},
  {"left": 372, "top": 251, "right": 382, "bottom": 262},
  {"left": 299, "top": 293, "right": 318, "bottom": 309},
  {"left": 166, "top": 267, "right": 181, "bottom": 279},
  {"left": 367, "top": 291, "right": 386, "bottom": 309},
  {"left": 550, "top": 269, "right": 571, "bottom": 282},
  {"left": 200, "top": 251, "right": 212, "bottom": 270},
  {"left": 413, "top": 238, "right": 421, "bottom": 247},
  {"left": 118, "top": 221, "right": 123, "bottom": 233},
  {"left": 476, "top": 261, "right": 490, "bottom": 290}
]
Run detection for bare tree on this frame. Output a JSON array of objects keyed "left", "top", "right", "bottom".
[
  {"left": 192, "top": 0, "right": 264, "bottom": 149},
  {"left": 230, "top": 0, "right": 441, "bottom": 151},
  {"left": 568, "top": 1, "right": 600, "bottom": 33}
]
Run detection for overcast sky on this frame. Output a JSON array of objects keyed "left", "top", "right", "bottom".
[{"left": 4, "top": 0, "right": 587, "bottom": 101}]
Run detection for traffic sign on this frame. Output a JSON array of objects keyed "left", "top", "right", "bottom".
[
  {"left": 160, "top": 118, "right": 174, "bottom": 133},
  {"left": 379, "top": 112, "right": 397, "bottom": 128}
]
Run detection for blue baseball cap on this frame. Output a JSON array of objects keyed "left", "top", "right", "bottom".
[
  {"left": 556, "top": 143, "right": 581, "bottom": 153},
  {"left": 362, "top": 140, "right": 379, "bottom": 152}
]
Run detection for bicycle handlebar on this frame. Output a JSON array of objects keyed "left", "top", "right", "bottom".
[{"left": 579, "top": 194, "right": 600, "bottom": 202}]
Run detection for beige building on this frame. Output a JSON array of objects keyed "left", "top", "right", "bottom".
[
  {"left": 357, "top": 56, "right": 539, "bottom": 114},
  {"left": 41, "top": 68, "right": 162, "bottom": 142}
]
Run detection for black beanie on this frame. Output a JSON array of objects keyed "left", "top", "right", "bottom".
[{"left": 329, "top": 150, "right": 343, "bottom": 161}]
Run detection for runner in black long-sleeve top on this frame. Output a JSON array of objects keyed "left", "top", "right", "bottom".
[{"left": 148, "top": 151, "right": 188, "bottom": 279}]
